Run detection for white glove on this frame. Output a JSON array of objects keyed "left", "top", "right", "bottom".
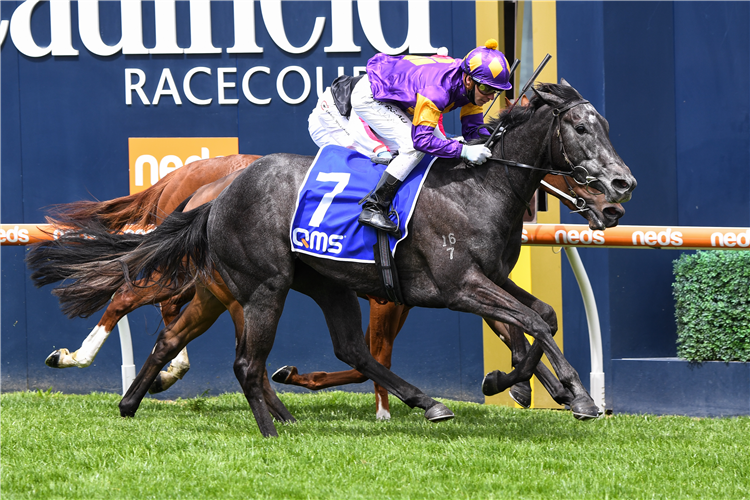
[{"left": 460, "top": 144, "right": 492, "bottom": 164}]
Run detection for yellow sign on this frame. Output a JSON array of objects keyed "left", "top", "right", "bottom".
[{"left": 128, "top": 137, "right": 239, "bottom": 194}]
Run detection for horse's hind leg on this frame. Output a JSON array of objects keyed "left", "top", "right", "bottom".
[
  {"left": 368, "top": 299, "right": 411, "bottom": 420},
  {"left": 232, "top": 286, "right": 291, "bottom": 438},
  {"left": 119, "top": 285, "right": 226, "bottom": 418},
  {"left": 149, "top": 286, "right": 198, "bottom": 394},
  {"left": 213, "top": 280, "right": 295, "bottom": 425},
  {"left": 270, "top": 298, "right": 410, "bottom": 420},
  {"left": 45, "top": 281, "right": 176, "bottom": 369},
  {"left": 294, "top": 269, "right": 451, "bottom": 423}
]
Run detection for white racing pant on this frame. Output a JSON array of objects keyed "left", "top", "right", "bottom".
[
  {"left": 349, "top": 75, "right": 446, "bottom": 181},
  {"left": 308, "top": 88, "right": 390, "bottom": 157}
]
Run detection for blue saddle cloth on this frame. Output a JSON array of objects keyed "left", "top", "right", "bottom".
[{"left": 290, "top": 145, "right": 435, "bottom": 263}]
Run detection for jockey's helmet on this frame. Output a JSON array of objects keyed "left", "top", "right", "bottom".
[{"left": 461, "top": 39, "right": 513, "bottom": 93}]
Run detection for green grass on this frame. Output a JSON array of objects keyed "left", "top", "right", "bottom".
[{"left": 2, "top": 391, "right": 749, "bottom": 499}]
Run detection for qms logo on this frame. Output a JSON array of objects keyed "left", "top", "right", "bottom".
[
  {"left": 128, "top": 137, "right": 238, "bottom": 194},
  {"left": 292, "top": 228, "right": 344, "bottom": 255}
]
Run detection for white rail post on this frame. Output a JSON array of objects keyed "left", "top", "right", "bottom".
[
  {"left": 117, "top": 316, "right": 136, "bottom": 396},
  {"left": 564, "top": 247, "right": 605, "bottom": 412}
]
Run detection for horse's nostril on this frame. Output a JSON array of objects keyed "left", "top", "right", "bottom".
[
  {"left": 613, "top": 179, "right": 630, "bottom": 191},
  {"left": 603, "top": 207, "right": 624, "bottom": 218}
]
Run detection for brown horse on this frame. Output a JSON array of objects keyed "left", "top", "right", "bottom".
[
  {"left": 43, "top": 152, "right": 623, "bottom": 410},
  {"left": 44, "top": 155, "right": 259, "bottom": 377}
]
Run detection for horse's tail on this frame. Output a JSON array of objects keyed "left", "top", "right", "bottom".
[
  {"left": 45, "top": 180, "right": 170, "bottom": 230},
  {"left": 26, "top": 200, "right": 214, "bottom": 319}
]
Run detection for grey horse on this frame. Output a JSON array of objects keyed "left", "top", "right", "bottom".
[{"left": 28, "top": 81, "right": 635, "bottom": 437}]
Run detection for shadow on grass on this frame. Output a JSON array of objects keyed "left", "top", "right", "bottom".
[{"left": 18, "top": 390, "right": 598, "bottom": 442}]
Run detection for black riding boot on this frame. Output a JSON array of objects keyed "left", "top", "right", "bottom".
[{"left": 359, "top": 172, "right": 402, "bottom": 236}]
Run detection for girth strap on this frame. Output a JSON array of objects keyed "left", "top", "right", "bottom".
[{"left": 373, "top": 229, "right": 404, "bottom": 305}]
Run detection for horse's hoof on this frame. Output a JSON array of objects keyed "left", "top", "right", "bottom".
[
  {"left": 509, "top": 381, "right": 532, "bottom": 408},
  {"left": 119, "top": 406, "right": 137, "bottom": 418},
  {"left": 482, "top": 371, "right": 499, "bottom": 396},
  {"left": 271, "top": 365, "right": 296, "bottom": 384},
  {"left": 45, "top": 349, "right": 64, "bottom": 368},
  {"left": 425, "top": 403, "right": 454, "bottom": 422},
  {"left": 482, "top": 370, "right": 513, "bottom": 396},
  {"left": 571, "top": 396, "right": 600, "bottom": 420}
]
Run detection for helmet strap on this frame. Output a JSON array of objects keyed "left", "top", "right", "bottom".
[{"left": 463, "top": 75, "right": 478, "bottom": 105}]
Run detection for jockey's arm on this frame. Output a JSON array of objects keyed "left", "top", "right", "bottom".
[
  {"left": 458, "top": 104, "right": 486, "bottom": 142},
  {"left": 411, "top": 93, "right": 463, "bottom": 158}
]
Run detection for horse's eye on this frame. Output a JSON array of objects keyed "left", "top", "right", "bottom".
[{"left": 575, "top": 125, "right": 587, "bottom": 135}]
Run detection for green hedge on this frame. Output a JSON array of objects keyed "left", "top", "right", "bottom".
[{"left": 672, "top": 251, "right": 750, "bottom": 362}]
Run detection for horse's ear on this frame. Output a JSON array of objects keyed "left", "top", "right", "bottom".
[
  {"left": 560, "top": 78, "right": 572, "bottom": 87},
  {"left": 534, "top": 88, "right": 564, "bottom": 106},
  {"left": 504, "top": 95, "right": 530, "bottom": 107}
]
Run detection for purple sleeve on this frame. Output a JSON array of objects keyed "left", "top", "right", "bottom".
[
  {"left": 460, "top": 108, "right": 486, "bottom": 142},
  {"left": 412, "top": 125, "right": 463, "bottom": 158}
]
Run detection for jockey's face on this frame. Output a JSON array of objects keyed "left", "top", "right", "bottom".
[{"left": 463, "top": 74, "right": 494, "bottom": 106}]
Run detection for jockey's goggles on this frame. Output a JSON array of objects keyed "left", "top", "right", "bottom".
[{"left": 473, "top": 80, "right": 502, "bottom": 96}]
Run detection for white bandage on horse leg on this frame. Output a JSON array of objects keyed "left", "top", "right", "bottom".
[
  {"left": 166, "top": 347, "right": 190, "bottom": 379},
  {"left": 48, "top": 325, "right": 112, "bottom": 368},
  {"left": 152, "top": 347, "right": 191, "bottom": 393}
]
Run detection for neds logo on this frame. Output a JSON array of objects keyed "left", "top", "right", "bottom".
[
  {"left": 0, "top": 226, "right": 30, "bottom": 244},
  {"left": 555, "top": 229, "right": 606, "bottom": 245},
  {"left": 128, "top": 137, "right": 238, "bottom": 194},
  {"left": 632, "top": 228, "right": 683, "bottom": 247},
  {"left": 711, "top": 229, "right": 750, "bottom": 248}
]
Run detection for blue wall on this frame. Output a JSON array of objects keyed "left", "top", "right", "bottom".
[
  {"left": 557, "top": 1, "right": 749, "bottom": 395},
  {"left": 1, "top": 1, "right": 484, "bottom": 401}
]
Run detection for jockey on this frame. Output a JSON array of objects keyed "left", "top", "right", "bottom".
[
  {"left": 349, "top": 39, "right": 513, "bottom": 235},
  {"left": 308, "top": 62, "right": 447, "bottom": 160}
]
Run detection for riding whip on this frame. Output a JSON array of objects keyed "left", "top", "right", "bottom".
[{"left": 484, "top": 53, "right": 552, "bottom": 150}]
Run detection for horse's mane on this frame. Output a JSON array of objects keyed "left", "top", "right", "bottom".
[{"left": 470, "top": 82, "right": 584, "bottom": 144}]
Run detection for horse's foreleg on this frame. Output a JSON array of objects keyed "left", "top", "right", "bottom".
[
  {"left": 483, "top": 319, "right": 532, "bottom": 407},
  {"left": 46, "top": 282, "right": 174, "bottom": 369},
  {"left": 476, "top": 277, "right": 596, "bottom": 419},
  {"left": 499, "top": 280, "right": 579, "bottom": 408},
  {"left": 484, "top": 319, "right": 574, "bottom": 407},
  {"left": 452, "top": 272, "right": 595, "bottom": 418},
  {"left": 272, "top": 365, "right": 369, "bottom": 390},
  {"left": 119, "top": 285, "right": 226, "bottom": 417}
]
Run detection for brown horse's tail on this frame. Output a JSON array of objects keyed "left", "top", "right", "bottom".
[
  {"left": 27, "top": 200, "right": 213, "bottom": 319},
  {"left": 45, "top": 181, "right": 169, "bottom": 231}
]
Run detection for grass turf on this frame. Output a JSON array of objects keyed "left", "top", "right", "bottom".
[{"left": 2, "top": 390, "right": 749, "bottom": 499}]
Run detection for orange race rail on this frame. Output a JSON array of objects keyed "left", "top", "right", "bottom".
[{"left": 3, "top": 223, "right": 750, "bottom": 249}]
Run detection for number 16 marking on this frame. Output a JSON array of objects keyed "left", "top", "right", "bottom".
[{"left": 309, "top": 172, "right": 351, "bottom": 227}]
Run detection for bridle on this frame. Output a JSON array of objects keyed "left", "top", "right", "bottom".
[{"left": 477, "top": 96, "right": 600, "bottom": 213}]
